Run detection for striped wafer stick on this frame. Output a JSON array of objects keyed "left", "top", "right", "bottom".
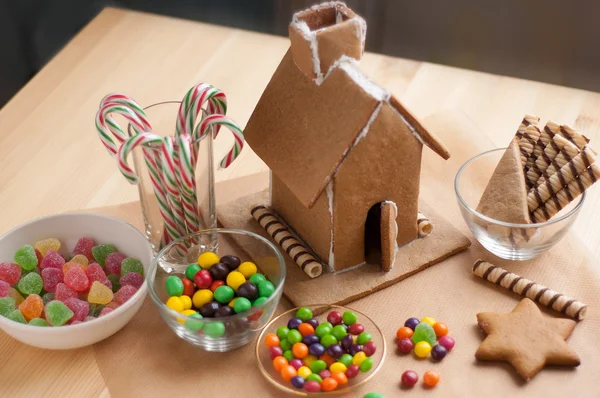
[
  {"left": 251, "top": 205, "right": 323, "bottom": 278},
  {"left": 560, "top": 124, "right": 591, "bottom": 151},
  {"left": 527, "top": 147, "right": 596, "bottom": 211},
  {"left": 517, "top": 125, "right": 541, "bottom": 167},
  {"left": 527, "top": 134, "right": 580, "bottom": 184},
  {"left": 527, "top": 121, "right": 560, "bottom": 174},
  {"left": 515, "top": 114, "right": 540, "bottom": 139},
  {"left": 417, "top": 212, "right": 433, "bottom": 238},
  {"left": 473, "top": 259, "right": 587, "bottom": 320},
  {"left": 532, "top": 163, "right": 600, "bottom": 222}
]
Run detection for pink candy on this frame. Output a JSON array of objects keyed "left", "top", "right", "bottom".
[
  {"left": 40, "top": 250, "right": 65, "bottom": 270},
  {"left": 41, "top": 268, "right": 63, "bottom": 293},
  {"left": 99, "top": 307, "right": 114, "bottom": 316},
  {"left": 64, "top": 297, "right": 90, "bottom": 322},
  {"left": 55, "top": 283, "right": 78, "bottom": 302},
  {"left": 0, "top": 262, "right": 21, "bottom": 286},
  {"left": 114, "top": 285, "right": 138, "bottom": 304},
  {"left": 120, "top": 272, "right": 144, "bottom": 289},
  {"left": 86, "top": 263, "right": 111, "bottom": 289},
  {"left": 73, "top": 237, "right": 95, "bottom": 261},
  {"left": 64, "top": 267, "right": 89, "bottom": 292},
  {"left": 0, "top": 280, "right": 10, "bottom": 297},
  {"left": 105, "top": 252, "right": 127, "bottom": 275}
]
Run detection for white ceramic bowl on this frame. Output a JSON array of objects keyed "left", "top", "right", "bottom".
[{"left": 0, "top": 212, "right": 153, "bottom": 349}]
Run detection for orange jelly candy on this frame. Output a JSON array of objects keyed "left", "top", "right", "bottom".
[
  {"left": 62, "top": 261, "right": 85, "bottom": 275},
  {"left": 19, "top": 294, "right": 43, "bottom": 321},
  {"left": 332, "top": 372, "right": 348, "bottom": 385},
  {"left": 423, "top": 370, "right": 440, "bottom": 387}
]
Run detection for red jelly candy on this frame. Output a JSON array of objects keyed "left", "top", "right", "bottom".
[
  {"left": 105, "top": 252, "right": 127, "bottom": 275},
  {"left": 120, "top": 272, "right": 144, "bottom": 289},
  {"left": 41, "top": 267, "right": 64, "bottom": 293},
  {"left": 55, "top": 283, "right": 78, "bottom": 302},
  {"left": 64, "top": 297, "right": 90, "bottom": 322},
  {"left": 114, "top": 285, "right": 138, "bottom": 304},
  {"left": 345, "top": 365, "right": 359, "bottom": 379},
  {"left": 35, "top": 250, "right": 44, "bottom": 267},
  {"left": 99, "top": 307, "right": 114, "bottom": 316},
  {"left": 0, "top": 262, "right": 21, "bottom": 286},
  {"left": 0, "top": 280, "right": 10, "bottom": 297},
  {"left": 86, "top": 264, "right": 111, "bottom": 288},
  {"left": 64, "top": 267, "right": 89, "bottom": 292},
  {"left": 105, "top": 301, "right": 120, "bottom": 310},
  {"left": 40, "top": 250, "right": 66, "bottom": 270},
  {"left": 73, "top": 237, "right": 95, "bottom": 261}
]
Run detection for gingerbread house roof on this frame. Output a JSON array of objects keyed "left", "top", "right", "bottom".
[{"left": 244, "top": 2, "right": 449, "bottom": 209}]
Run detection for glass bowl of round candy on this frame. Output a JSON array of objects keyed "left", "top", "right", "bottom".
[
  {"left": 147, "top": 228, "right": 286, "bottom": 352},
  {"left": 256, "top": 305, "right": 386, "bottom": 395},
  {"left": 0, "top": 212, "right": 152, "bottom": 349}
]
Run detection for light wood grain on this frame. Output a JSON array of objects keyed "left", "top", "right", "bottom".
[{"left": 0, "top": 7, "right": 599, "bottom": 397}]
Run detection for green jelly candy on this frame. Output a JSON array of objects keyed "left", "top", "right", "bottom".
[
  {"left": 29, "top": 318, "right": 49, "bottom": 327},
  {"left": 252, "top": 297, "right": 268, "bottom": 307},
  {"left": 359, "top": 357, "right": 374, "bottom": 372},
  {"left": 214, "top": 285, "right": 234, "bottom": 303},
  {"left": 309, "top": 359, "right": 327, "bottom": 373},
  {"left": 121, "top": 258, "right": 143, "bottom": 276},
  {"left": 91, "top": 244, "right": 117, "bottom": 266},
  {"left": 277, "top": 326, "right": 290, "bottom": 340},
  {"left": 233, "top": 297, "right": 251, "bottom": 314},
  {"left": 42, "top": 293, "right": 55, "bottom": 305},
  {"left": 165, "top": 275, "right": 184, "bottom": 297},
  {"left": 339, "top": 353, "right": 353, "bottom": 367},
  {"left": 296, "top": 307, "right": 313, "bottom": 321},
  {"left": 315, "top": 323, "right": 333, "bottom": 338},
  {"left": 306, "top": 374, "right": 322, "bottom": 383},
  {"left": 257, "top": 280, "right": 275, "bottom": 298},
  {"left": 185, "top": 264, "right": 201, "bottom": 280},
  {"left": 283, "top": 350, "right": 294, "bottom": 362},
  {"left": 185, "top": 313, "right": 204, "bottom": 332},
  {"left": 107, "top": 274, "right": 121, "bottom": 293},
  {"left": 321, "top": 334, "right": 338, "bottom": 348},
  {"left": 332, "top": 325, "right": 348, "bottom": 341},
  {"left": 0, "top": 297, "right": 16, "bottom": 316},
  {"left": 7, "top": 309, "right": 26, "bottom": 324},
  {"left": 279, "top": 339, "right": 292, "bottom": 351},
  {"left": 14, "top": 245, "right": 38, "bottom": 271},
  {"left": 249, "top": 273, "right": 266, "bottom": 285},
  {"left": 412, "top": 322, "right": 437, "bottom": 346},
  {"left": 203, "top": 321, "right": 225, "bottom": 338},
  {"left": 342, "top": 311, "right": 357, "bottom": 325},
  {"left": 46, "top": 301, "right": 74, "bottom": 326},
  {"left": 357, "top": 331, "right": 372, "bottom": 345},
  {"left": 363, "top": 393, "right": 385, "bottom": 398},
  {"left": 88, "top": 304, "right": 105, "bottom": 317},
  {"left": 287, "top": 329, "right": 303, "bottom": 344},
  {"left": 17, "top": 273, "right": 43, "bottom": 295}
]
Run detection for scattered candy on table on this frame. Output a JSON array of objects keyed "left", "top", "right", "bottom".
[
  {"left": 0, "top": 237, "right": 143, "bottom": 326},
  {"left": 265, "top": 308, "right": 377, "bottom": 393},
  {"left": 423, "top": 370, "right": 440, "bottom": 387},
  {"left": 396, "top": 317, "right": 454, "bottom": 361},
  {"left": 401, "top": 370, "right": 419, "bottom": 387}
]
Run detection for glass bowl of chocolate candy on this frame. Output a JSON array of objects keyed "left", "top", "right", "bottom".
[{"left": 455, "top": 148, "right": 585, "bottom": 260}]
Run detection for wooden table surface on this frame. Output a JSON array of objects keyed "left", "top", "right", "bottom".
[{"left": 1, "top": 7, "right": 599, "bottom": 397}]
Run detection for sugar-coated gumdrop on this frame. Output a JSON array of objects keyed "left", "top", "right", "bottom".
[
  {"left": 107, "top": 274, "right": 121, "bottom": 293},
  {"left": 64, "top": 297, "right": 90, "bottom": 322},
  {"left": 29, "top": 318, "right": 49, "bottom": 327},
  {"left": 86, "top": 264, "right": 111, "bottom": 289},
  {"left": 120, "top": 272, "right": 144, "bottom": 289},
  {"left": 45, "top": 300, "right": 74, "bottom": 326},
  {"left": 55, "top": 283, "right": 78, "bottom": 302},
  {"left": 91, "top": 244, "right": 117, "bottom": 266},
  {"left": 114, "top": 285, "right": 138, "bottom": 304},
  {"left": 40, "top": 250, "right": 66, "bottom": 270},
  {"left": 120, "top": 258, "right": 143, "bottom": 276},
  {"left": 73, "top": 237, "right": 95, "bottom": 260},
  {"left": 41, "top": 267, "right": 63, "bottom": 293},
  {"left": 18, "top": 294, "right": 43, "bottom": 321},
  {"left": 105, "top": 252, "right": 127, "bottom": 275},
  {"left": 105, "top": 301, "right": 120, "bottom": 310},
  {"left": 84, "top": 316, "right": 96, "bottom": 322},
  {"left": 17, "top": 272, "right": 43, "bottom": 295},
  {"left": 412, "top": 322, "right": 437, "bottom": 346},
  {"left": 35, "top": 250, "right": 44, "bottom": 266},
  {"left": 0, "top": 297, "right": 15, "bottom": 316},
  {"left": 0, "top": 280, "right": 9, "bottom": 297},
  {"left": 7, "top": 288, "right": 24, "bottom": 305},
  {"left": 64, "top": 267, "right": 89, "bottom": 292},
  {"left": 14, "top": 245, "right": 38, "bottom": 271},
  {"left": 88, "top": 303, "right": 104, "bottom": 317},
  {"left": 42, "top": 292, "right": 55, "bottom": 305},
  {"left": 34, "top": 238, "right": 61, "bottom": 256},
  {"left": 7, "top": 309, "right": 27, "bottom": 324},
  {"left": 70, "top": 254, "right": 89, "bottom": 266},
  {"left": 88, "top": 281, "right": 114, "bottom": 305},
  {"left": 99, "top": 307, "right": 114, "bottom": 317},
  {"left": 0, "top": 262, "right": 21, "bottom": 286},
  {"left": 62, "top": 262, "right": 84, "bottom": 275}
]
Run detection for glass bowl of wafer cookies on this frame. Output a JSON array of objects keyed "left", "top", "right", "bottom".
[{"left": 455, "top": 128, "right": 594, "bottom": 260}]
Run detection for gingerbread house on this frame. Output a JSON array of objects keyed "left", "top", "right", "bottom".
[{"left": 244, "top": 2, "right": 450, "bottom": 272}]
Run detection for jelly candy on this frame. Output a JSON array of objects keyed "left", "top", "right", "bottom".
[
  {"left": 64, "top": 297, "right": 90, "bottom": 322},
  {"left": 70, "top": 254, "right": 89, "bottom": 266},
  {"left": 105, "top": 252, "right": 127, "bottom": 275},
  {"left": 0, "top": 280, "right": 9, "bottom": 297},
  {"left": 29, "top": 318, "right": 49, "bottom": 327},
  {"left": 41, "top": 267, "right": 63, "bottom": 293},
  {"left": 412, "top": 322, "right": 437, "bottom": 346},
  {"left": 14, "top": 245, "right": 38, "bottom": 271},
  {"left": 73, "top": 237, "right": 95, "bottom": 260},
  {"left": 6, "top": 309, "right": 27, "bottom": 324},
  {"left": 99, "top": 307, "right": 114, "bottom": 316},
  {"left": 105, "top": 301, "right": 120, "bottom": 310},
  {"left": 88, "top": 303, "right": 105, "bottom": 317},
  {"left": 55, "top": 283, "right": 78, "bottom": 302},
  {"left": 114, "top": 285, "right": 138, "bottom": 304},
  {"left": 45, "top": 300, "right": 74, "bottom": 326},
  {"left": 121, "top": 258, "right": 143, "bottom": 276},
  {"left": 120, "top": 272, "right": 144, "bottom": 289},
  {"left": 64, "top": 267, "right": 89, "bottom": 292},
  {"left": 34, "top": 238, "right": 61, "bottom": 256},
  {"left": 17, "top": 272, "right": 43, "bottom": 295},
  {"left": 88, "top": 281, "right": 114, "bottom": 305},
  {"left": 0, "top": 262, "right": 21, "bottom": 285},
  {"left": 40, "top": 250, "right": 66, "bottom": 270},
  {"left": 107, "top": 274, "right": 121, "bottom": 293},
  {"left": 86, "top": 263, "right": 111, "bottom": 289},
  {"left": 0, "top": 297, "right": 15, "bottom": 316},
  {"left": 42, "top": 292, "right": 55, "bottom": 305},
  {"left": 35, "top": 250, "right": 44, "bottom": 266},
  {"left": 91, "top": 244, "right": 117, "bottom": 266},
  {"left": 62, "top": 262, "right": 84, "bottom": 275},
  {"left": 19, "top": 294, "right": 43, "bottom": 321},
  {"left": 7, "top": 288, "right": 24, "bottom": 305}
]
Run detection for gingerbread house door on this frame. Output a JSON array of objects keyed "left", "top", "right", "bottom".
[{"left": 364, "top": 202, "right": 398, "bottom": 271}]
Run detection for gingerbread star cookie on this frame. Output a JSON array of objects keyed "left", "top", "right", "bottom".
[{"left": 475, "top": 298, "right": 580, "bottom": 380}]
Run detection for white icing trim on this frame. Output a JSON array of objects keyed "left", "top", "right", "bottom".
[
  {"left": 291, "top": 21, "right": 323, "bottom": 83},
  {"left": 326, "top": 180, "right": 335, "bottom": 272},
  {"left": 355, "top": 101, "right": 383, "bottom": 145},
  {"left": 388, "top": 103, "right": 426, "bottom": 146},
  {"left": 339, "top": 60, "right": 389, "bottom": 101},
  {"left": 268, "top": 170, "right": 273, "bottom": 202}
]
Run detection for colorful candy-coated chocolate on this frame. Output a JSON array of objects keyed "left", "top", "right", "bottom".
[
  {"left": 237, "top": 282, "right": 258, "bottom": 301},
  {"left": 248, "top": 273, "right": 266, "bottom": 285},
  {"left": 363, "top": 341, "right": 377, "bottom": 357},
  {"left": 252, "top": 297, "right": 268, "bottom": 307},
  {"left": 257, "top": 280, "right": 275, "bottom": 297},
  {"left": 166, "top": 296, "right": 185, "bottom": 312},
  {"left": 414, "top": 341, "right": 432, "bottom": 358},
  {"left": 348, "top": 323, "right": 364, "bottom": 335},
  {"left": 165, "top": 275, "right": 184, "bottom": 297},
  {"left": 185, "top": 263, "right": 201, "bottom": 280},
  {"left": 396, "top": 326, "right": 414, "bottom": 340},
  {"left": 431, "top": 344, "right": 447, "bottom": 360},
  {"left": 226, "top": 271, "right": 246, "bottom": 291},
  {"left": 203, "top": 321, "right": 225, "bottom": 337},
  {"left": 182, "top": 278, "right": 195, "bottom": 297},
  {"left": 404, "top": 317, "right": 420, "bottom": 330},
  {"left": 295, "top": 307, "right": 313, "bottom": 321},
  {"left": 420, "top": 317, "right": 436, "bottom": 326},
  {"left": 237, "top": 261, "right": 257, "bottom": 279},
  {"left": 401, "top": 370, "right": 419, "bottom": 387},
  {"left": 290, "top": 375, "right": 304, "bottom": 389},
  {"left": 192, "top": 289, "right": 213, "bottom": 308},
  {"left": 197, "top": 252, "right": 220, "bottom": 269},
  {"left": 288, "top": 317, "right": 302, "bottom": 330},
  {"left": 194, "top": 270, "right": 213, "bottom": 290},
  {"left": 215, "top": 305, "right": 234, "bottom": 317},
  {"left": 298, "top": 366, "right": 312, "bottom": 378},
  {"left": 208, "top": 262, "right": 230, "bottom": 281},
  {"left": 200, "top": 301, "right": 221, "bottom": 317},
  {"left": 438, "top": 335, "right": 455, "bottom": 351},
  {"left": 185, "top": 313, "right": 204, "bottom": 332},
  {"left": 330, "top": 362, "right": 347, "bottom": 373},
  {"left": 423, "top": 370, "right": 440, "bottom": 387},
  {"left": 220, "top": 255, "right": 241, "bottom": 271},
  {"left": 214, "top": 285, "right": 235, "bottom": 304},
  {"left": 345, "top": 364, "right": 359, "bottom": 379},
  {"left": 304, "top": 380, "right": 321, "bottom": 393}
]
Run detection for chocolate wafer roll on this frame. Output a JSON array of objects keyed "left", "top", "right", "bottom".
[
  {"left": 417, "top": 212, "right": 432, "bottom": 238},
  {"left": 532, "top": 163, "right": 600, "bottom": 222},
  {"left": 560, "top": 124, "right": 591, "bottom": 151},
  {"left": 517, "top": 125, "right": 541, "bottom": 167},
  {"left": 527, "top": 147, "right": 596, "bottom": 212},
  {"left": 532, "top": 121, "right": 559, "bottom": 158},
  {"left": 251, "top": 205, "right": 323, "bottom": 278},
  {"left": 472, "top": 259, "right": 587, "bottom": 321},
  {"left": 515, "top": 114, "right": 540, "bottom": 139},
  {"left": 528, "top": 135, "right": 580, "bottom": 183}
]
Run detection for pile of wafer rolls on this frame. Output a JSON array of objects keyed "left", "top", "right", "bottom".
[{"left": 515, "top": 115, "right": 599, "bottom": 222}]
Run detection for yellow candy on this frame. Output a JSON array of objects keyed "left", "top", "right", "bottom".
[
  {"left": 421, "top": 317, "right": 436, "bottom": 326},
  {"left": 226, "top": 271, "right": 246, "bottom": 291},
  {"left": 330, "top": 362, "right": 347, "bottom": 373},
  {"left": 192, "top": 289, "right": 213, "bottom": 308},
  {"left": 34, "top": 238, "right": 61, "bottom": 256},
  {"left": 166, "top": 296, "right": 185, "bottom": 312},
  {"left": 352, "top": 352, "right": 367, "bottom": 366},
  {"left": 237, "top": 261, "right": 257, "bottom": 279},
  {"left": 70, "top": 254, "right": 89, "bottom": 266},
  {"left": 197, "top": 252, "right": 220, "bottom": 269},
  {"left": 180, "top": 295, "right": 192, "bottom": 310},
  {"left": 414, "top": 341, "right": 432, "bottom": 358},
  {"left": 297, "top": 366, "right": 312, "bottom": 378},
  {"left": 228, "top": 298, "right": 238, "bottom": 308},
  {"left": 8, "top": 287, "right": 24, "bottom": 305},
  {"left": 178, "top": 309, "right": 197, "bottom": 324},
  {"left": 303, "top": 355, "right": 318, "bottom": 367},
  {"left": 88, "top": 281, "right": 114, "bottom": 305}
]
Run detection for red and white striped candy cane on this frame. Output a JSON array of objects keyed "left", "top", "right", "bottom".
[
  {"left": 196, "top": 114, "right": 245, "bottom": 168},
  {"left": 95, "top": 103, "right": 148, "bottom": 156},
  {"left": 160, "top": 136, "right": 187, "bottom": 238}
]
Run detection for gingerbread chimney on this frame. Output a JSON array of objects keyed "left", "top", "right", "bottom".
[{"left": 289, "top": 2, "right": 366, "bottom": 83}]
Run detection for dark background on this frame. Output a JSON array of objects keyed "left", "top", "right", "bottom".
[{"left": 1, "top": 0, "right": 599, "bottom": 107}]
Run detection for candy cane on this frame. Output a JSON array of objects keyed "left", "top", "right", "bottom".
[
  {"left": 196, "top": 114, "right": 245, "bottom": 168},
  {"left": 95, "top": 103, "right": 147, "bottom": 155}
]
